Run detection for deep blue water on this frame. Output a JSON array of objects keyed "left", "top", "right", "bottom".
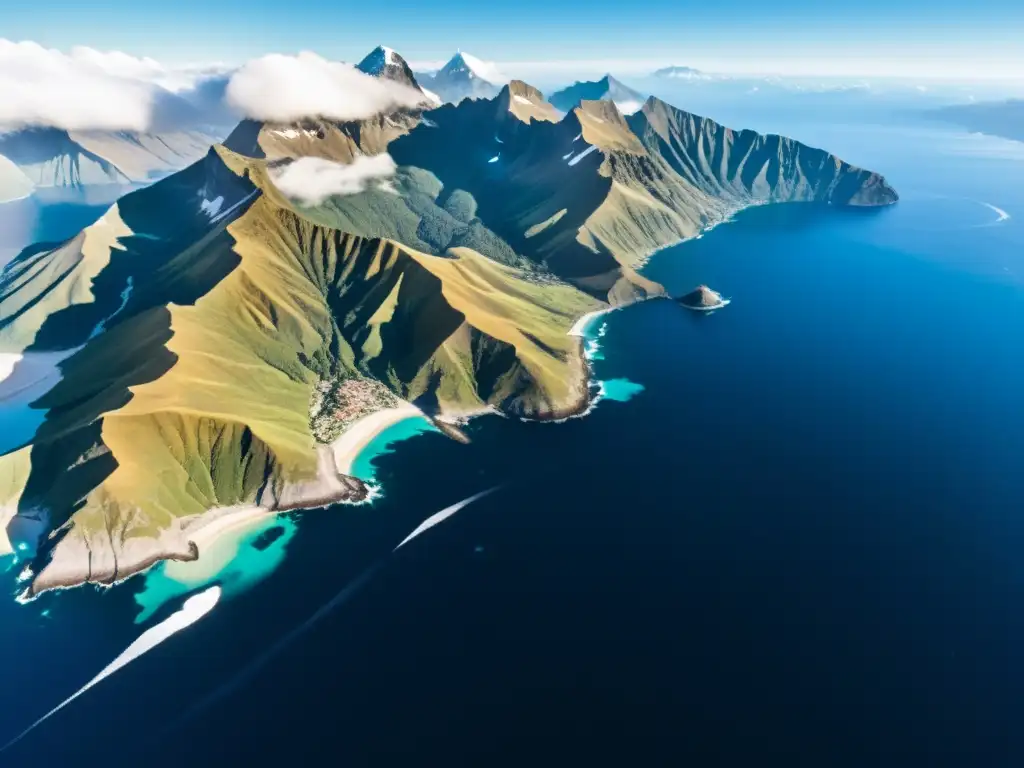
[
  {"left": 0, "top": 185, "right": 132, "bottom": 267},
  {"left": 1, "top": 116, "right": 1022, "bottom": 767}
]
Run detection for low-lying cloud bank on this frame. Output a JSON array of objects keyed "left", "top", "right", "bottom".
[
  {"left": 270, "top": 154, "right": 398, "bottom": 205},
  {"left": 0, "top": 39, "right": 234, "bottom": 132},
  {"left": 226, "top": 52, "right": 425, "bottom": 123},
  {"left": 0, "top": 40, "right": 158, "bottom": 131},
  {"left": 0, "top": 43, "right": 429, "bottom": 134}
]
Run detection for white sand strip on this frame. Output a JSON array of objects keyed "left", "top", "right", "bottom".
[
  {"left": 332, "top": 403, "right": 425, "bottom": 475},
  {"left": 568, "top": 308, "right": 615, "bottom": 338},
  {"left": 181, "top": 505, "right": 273, "bottom": 565}
]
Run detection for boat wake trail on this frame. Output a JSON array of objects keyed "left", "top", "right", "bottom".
[
  {"left": 167, "top": 486, "right": 499, "bottom": 736},
  {"left": 977, "top": 201, "right": 1011, "bottom": 226},
  {"left": 0, "top": 586, "right": 222, "bottom": 754}
]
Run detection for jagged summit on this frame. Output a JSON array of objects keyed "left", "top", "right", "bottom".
[
  {"left": 356, "top": 45, "right": 440, "bottom": 105},
  {"left": 549, "top": 75, "right": 647, "bottom": 115},
  {"left": 498, "top": 81, "right": 561, "bottom": 124},
  {"left": 628, "top": 95, "right": 899, "bottom": 206},
  {"left": 356, "top": 45, "right": 402, "bottom": 76},
  {"left": 440, "top": 51, "right": 499, "bottom": 81},
  {"left": 417, "top": 51, "right": 503, "bottom": 104}
]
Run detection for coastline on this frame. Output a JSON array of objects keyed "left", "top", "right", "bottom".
[
  {"left": 24, "top": 407, "right": 429, "bottom": 598},
  {"left": 180, "top": 404, "right": 433, "bottom": 572},
  {"left": 332, "top": 403, "right": 426, "bottom": 476},
  {"left": 568, "top": 307, "right": 619, "bottom": 338},
  {"left": 680, "top": 298, "right": 732, "bottom": 312}
]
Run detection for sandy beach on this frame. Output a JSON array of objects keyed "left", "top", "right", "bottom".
[
  {"left": 332, "top": 403, "right": 425, "bottom": 475},
  {"left": 181, "top": 504, "right": 275, "bottom": 563},
  {"left": 568, "top": 307, "right": 618, "bottom": 338},
  {"left": 183, "top": 405, "right": 429, "bottom": 563}
]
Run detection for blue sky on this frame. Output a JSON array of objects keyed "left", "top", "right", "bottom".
[{"left": 2, "top": 0, "right": 1022, "bottom": 79}]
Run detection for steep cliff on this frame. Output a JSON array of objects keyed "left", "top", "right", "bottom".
[{"left": 0, "top": 74, "right": 897, "bottom": 596}]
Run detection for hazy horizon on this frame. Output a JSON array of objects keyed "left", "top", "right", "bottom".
[{"left": 1, "top": 0, "right": 1021, "bottom": 82}]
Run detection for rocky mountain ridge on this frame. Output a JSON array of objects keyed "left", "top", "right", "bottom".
[{"left": 0, "top": 52, "right": 897, "bottom": 596}]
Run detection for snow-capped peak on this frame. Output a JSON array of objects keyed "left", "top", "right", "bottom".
[
  {"left": 357, "top": 45, "right": 403, "bottom": 76},
  {"left": 441, "top": 51, "right": 504, "bottom": 84}
]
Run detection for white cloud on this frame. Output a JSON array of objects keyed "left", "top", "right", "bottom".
[
  {"left": 270, "top": 154, "right": 397, "bottom": 205},
  {"left": 0, "top": 39, "right": 158, "bottom": 131},
  {"left": 0, "top": 40, "right": 239, "bottom": 133},
  {"left": 66, "top": 45, "right": 165, "bottom": 81},
  {"left": 226, "top": 52, "right": 425, "bottom": 123}
]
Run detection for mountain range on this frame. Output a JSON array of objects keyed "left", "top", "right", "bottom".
[
  {"left": 0, "top": 81, "right": 237, "bottom": 202},
  {"left": 0, "top": 46, "right": 897, "bottom": 597},
  {"left": 0, "top": 127, "right": 227, "bottom": 200},
  {"left": 930, "top": 98, "right": 1024, "bottom": 143}
]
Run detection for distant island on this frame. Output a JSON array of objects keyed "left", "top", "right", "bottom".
[
  {"left": 930, "top": 99, "right": 1024, "bottom": 144},
  {"left": 652, "top": 66, "right": 712, "bottom": 81},
  {"left": 678, "top": 285, "right": 729, "bottom": 311},
  {"left": 0, "top": 45, "right": 897, "bottom": 598}
]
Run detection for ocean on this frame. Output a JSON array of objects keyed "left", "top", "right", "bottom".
[
  {"left": 0, "top": 113, "right": 1022, "bottom": 766},
  {"left": 0, "top": 185, "right": 132, "bottom": 268}
]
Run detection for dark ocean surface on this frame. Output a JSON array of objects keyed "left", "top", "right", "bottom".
[{"left": 0, "top": 114, "right": 1022, "bottom": 766}]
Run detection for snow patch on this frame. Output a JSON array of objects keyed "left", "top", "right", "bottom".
[
  {"left": 613, "top": 100, "right": 643, "bottom": 115},
  {"left": 271, "top": 128, "right": 319, "bottom": 139},
  {"left": 512, "top": 94, "right": 533, "bottom": 105},
  {"left": 200, "top": 196, "right": 224, "bottom": 218},
  {"left": 567, "top": 145, "right": 598, "bottom": 166},
  {"left": 488, "top": 155, "right": 500, "bottom": 163}
]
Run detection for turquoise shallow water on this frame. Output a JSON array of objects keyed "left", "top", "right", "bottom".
[{"left": 350, "top": 416, "right": 440, "bottom": 483}]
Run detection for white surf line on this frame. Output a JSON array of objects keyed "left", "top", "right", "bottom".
[
  {"left": 1, "top": 585, "right": 221, "bottom": 753},
  {"left": 682, "top": 298, "right": 732, "bottom": 312},
  {"left": 168, "top": 488, "right": 499, "bottom": 735}
]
